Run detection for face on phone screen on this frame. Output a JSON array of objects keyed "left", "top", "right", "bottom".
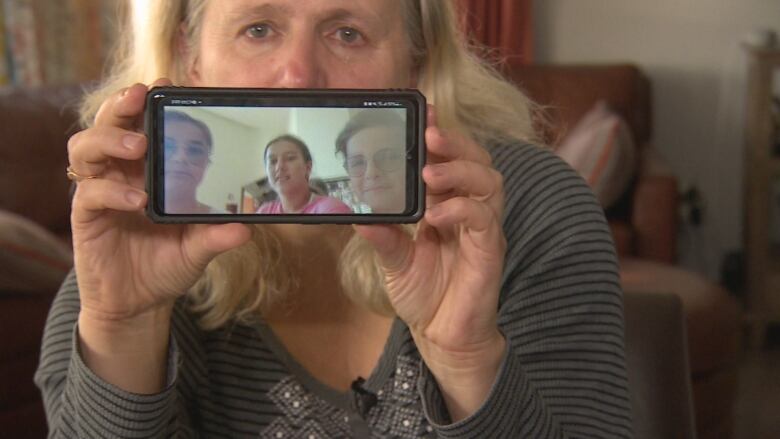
[{"left": 146, "top": 89, "right": 425, "bottom": 224}]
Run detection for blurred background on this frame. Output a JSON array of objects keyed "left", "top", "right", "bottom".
[{"left": 2, "top": 1, "right": 779, "bottom": 438}]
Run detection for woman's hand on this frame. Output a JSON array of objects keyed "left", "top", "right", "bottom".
[
  {"left": 68, "top": 80, "right": 250, "bottom": 392},
  {"left": 70, "top": 80, "right": 250, "bottom": 323},
  {"left": 355, "top": 107, "right": 507, "bottom": 421}
]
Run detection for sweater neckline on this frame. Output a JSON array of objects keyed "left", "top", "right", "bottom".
[{"left": 254, "top": 317, "right": 408, "bottom": 412}]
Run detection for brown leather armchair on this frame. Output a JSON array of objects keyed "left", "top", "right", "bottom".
[
  {"left": 504, "top": 62, "right": 742, "bottom": 439},
  {"left": 501, "top": 62, "right": 676, "bottom": 262}
]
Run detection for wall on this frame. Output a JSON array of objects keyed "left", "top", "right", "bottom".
[
  {"left": 289, "top": 108, "right": 351, "bottom": 180},
  {"left": 176, "top": 106, "right": 354, "bottom": 210},
  {"left": 184, "top": 107, "right": 262, "bottom": 211},
  {"left": 534, "top": 0, "right": 780, "bottom": 280}
]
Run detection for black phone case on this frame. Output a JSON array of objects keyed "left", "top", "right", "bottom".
[{"left": 145, "top": 87, "right": 426, "bottom": 224}]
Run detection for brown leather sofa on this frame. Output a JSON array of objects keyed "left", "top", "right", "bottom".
[
  {"left": 505, "top": 63, "right": 742, "bottom": 439},
  {"left": 0, "top": 84, "right": 83, "bottom": 439},
  {"left": 624, "top": 292, "right": 697, "bottom": 439},
  {"left": 502, "top": 63, "right": 673, "bottom": 261},
  {"left": 0, "top": 66, "right": 739, "bottom": 438}
]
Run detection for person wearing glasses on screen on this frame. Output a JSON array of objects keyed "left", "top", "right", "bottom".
[
  {"left": 256, "top": 134, "right": 352, "bottom": 214},
  {"left": 335, "top": 110, "right": 407, "bottom": 214},
  {"left": 37, "top": 1, "right": 633, "bottom": 438},
  {"left": 163, "top": 111, "right": 224, "bottom": 214}
]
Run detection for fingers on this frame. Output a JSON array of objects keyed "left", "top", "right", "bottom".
[
  {"left": 72, "top": 177, "right": 250, "bottom": 263},
  {"left": 423, "top": 105, "right": 504, "bottom": 217},
  {"left": 353, "top": 224, "right": 414, "bottom": 274},
  {"left": 71, "top": 178, "right": 147, "bottom": 224},
  {"left": 426, "top": 104, "right": 436, "bottom": 128},
  {"left": 93, "top": 83, "right": 148, "bottom": 130},
  {"left": 94, "top": 78, "right": 172, "bottom": 129},
  {"left": 67, "top": 127, "right": 147, "bottom": 178},
  {"left": 426, "top": 197, "right": 505, "bottom": 253},
  {"left": 426, "top": 106, "right": 492, "bottom": 166},
  {"left": 424, "top": 161, "right": 503, "bottom": 198},
  {"left": 184, "top": 224, "right": 252, "bottom": 267},
  {"left": 69, "top": 78, "right": 172, "bottom": 179},
  {"left": 423, "top": 160, "right": 505, "bottom": 223}
]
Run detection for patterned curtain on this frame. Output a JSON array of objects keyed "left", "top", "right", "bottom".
[
  {"left": 0, "top": 0, "right": 121, "bottom": 86},
  {"left": 458, "top": 0, "right": 534, "bottom": 64}
]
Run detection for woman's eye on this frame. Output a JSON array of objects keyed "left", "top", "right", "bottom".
[
  {"left": 335, "top": 27, "right": 363, "bottom": 44},
  {"left": 186, "top": 146, "right": 206, "bottom": 157},
  {"left": 347, "top": 156, "right": 366, "bottom": 168},
  {"left": 246, "top": 23, "right": 272, "bottom": 39}
]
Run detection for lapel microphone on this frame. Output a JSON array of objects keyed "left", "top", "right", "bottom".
[{"left": 351, "top": 377, "right": 378, "bottom": 418}]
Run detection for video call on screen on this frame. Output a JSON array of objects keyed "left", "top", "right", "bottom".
[{"left": 161, "top": 105, "right": 410, "bottom": 215}]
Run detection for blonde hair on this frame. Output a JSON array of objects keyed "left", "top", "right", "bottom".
[{"left": 82, "top": 0, "right": 541, "bottom": 329}]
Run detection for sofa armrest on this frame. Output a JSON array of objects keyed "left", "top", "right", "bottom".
[
  {"left": 623, "top": 291, "right": 696, "bottom": 439},
  {"left": 632, "top": 145, "right": 679, "bottom": 264},
  {"left": 0, "top": 291, "right": 55, "bottom": 438},
  {"left": 608, "top": 220, "right": 635, "bottom": 259}
]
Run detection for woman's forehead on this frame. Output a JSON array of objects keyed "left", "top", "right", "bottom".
[
  {"left": 167, "top": 120, "right": 209, "bottom": 143},
  {"left": 347, "top": 125, "right": 405, "bottom": 150},
  {"left": 267, "top": 140, "right": 301, "bottom": 155},
  {"left": 209, "top": 0, "right": 403, "bottom": 25}
]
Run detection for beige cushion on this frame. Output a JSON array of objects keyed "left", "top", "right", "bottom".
[
  {"left": 0, "top": 210, "right": 72, "bottom": 293},
  {"left": 555, "top": 101, "right": 637, "bottom": 208}
]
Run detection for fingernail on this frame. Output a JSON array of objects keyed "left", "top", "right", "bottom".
[
  {"left": 428, "top": 127, "right": 446, "bottom": 143},
  {"left": 122, "top": 134, "right": 144, "bottom": 150},
  {"left": 126, "top": 190, "right": 145, "bottom": 207},
  {"left": 426, "top": 164, "right": 445, "bottom": 177},
  {"left": 427, "top": 204, "right": 442, "bottom": 218}
]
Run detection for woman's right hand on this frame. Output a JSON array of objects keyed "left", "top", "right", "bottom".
[{"left": 68, "top": 80, "right": 251, "bottom": 327}]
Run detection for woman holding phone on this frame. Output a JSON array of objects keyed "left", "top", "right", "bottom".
[
  {"left": 256, "top": 134, "right": 352, "bottom": 214},
  {"left": 36, "top": 1, "right": 632, "bottom": 437}
]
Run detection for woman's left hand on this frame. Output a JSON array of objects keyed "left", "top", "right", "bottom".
[{"left": 355, "top": 107, "right": 507, "bottom": 421}]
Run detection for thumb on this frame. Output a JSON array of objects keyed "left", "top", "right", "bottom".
[
  {"left": 185, "top": 223, "right": 252, "bottom": 267},
  {"left": 353, "top": 224, "right": 414, "bottom": 274}
]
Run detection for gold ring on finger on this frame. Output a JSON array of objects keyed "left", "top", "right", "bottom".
[{"left": 66, "top": 165, "right": 100, "bottom": 182}]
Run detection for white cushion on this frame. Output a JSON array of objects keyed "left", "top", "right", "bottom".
[{"left": 555, "top": 101, "right": 638, "bottom": 208}]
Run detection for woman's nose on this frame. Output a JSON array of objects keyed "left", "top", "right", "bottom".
[
  {"left": 275, "top": 34, "right": 326, "bottom": 88},
  {"left": 364, "top": 158, "right": 382, "bottom": 179},
  {"left": 170, "top": 145, "right": 188, "bottom": 163}
]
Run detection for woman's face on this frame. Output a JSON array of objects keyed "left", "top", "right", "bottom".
[
  {"left": 346, "top": 126, "right": 406, "bottom": 213},
  {"left": 164, "top": 120, "right": 211, "bottom": 194},
  {"left": 265, "top": 140, "right": 312, "bottom": 195},
  {"left": 188, "top": 0, "right": 415, "bottom": 89}
]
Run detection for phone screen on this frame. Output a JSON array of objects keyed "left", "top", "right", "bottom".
[{"left": 145, "top": 88, "right": 425, "bottom": 224}]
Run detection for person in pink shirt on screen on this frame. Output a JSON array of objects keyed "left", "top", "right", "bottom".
[{"left": 256, "top": 135, "right": 352, "bottom": 214}]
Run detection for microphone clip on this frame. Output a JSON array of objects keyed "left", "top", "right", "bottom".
[{"left": 351, "top": 377, "right": 378, "bottom": 418}]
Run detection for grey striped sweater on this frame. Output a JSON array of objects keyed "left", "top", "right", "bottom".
[{"left": 35, "top": 143, "right": 633, "bottom": 438}]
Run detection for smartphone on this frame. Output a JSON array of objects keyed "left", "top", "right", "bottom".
[{"left": 145, "top": 87, "right": 426, "bottom": 224}]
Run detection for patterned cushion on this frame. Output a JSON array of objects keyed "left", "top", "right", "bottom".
[
  {"left": 555, "top": 101, "right": 638, "bottom": 208},
  {"left": 0, "top": 209, "right": 72, "bottom": 293}
]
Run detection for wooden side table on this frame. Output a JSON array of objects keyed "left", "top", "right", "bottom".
[{"left": 743, "top": 46, "right": 780, "bottom": 348}]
